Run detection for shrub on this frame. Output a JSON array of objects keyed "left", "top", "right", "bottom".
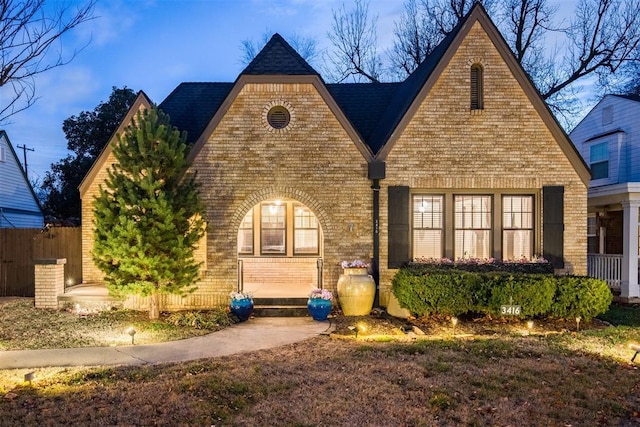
[
  {"left": 551, "top": 276, "right": 612, "bottom": 321},
  {"left": 486, "top": 273, "right": 555, "bottom": 317},
  {"left": 167, "top": 308, "right": 231, "bottom": 329}
]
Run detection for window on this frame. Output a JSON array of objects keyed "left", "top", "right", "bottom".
[
  {"left": 602, "top": 106, "right": 613, "bottom": 125},
  {"left": 261, "top": 202, "right": 286, "bottom": 254},
  {"left": 470, "top": 64, "right": 484, "bottom": 110},
  {"left": 294, "top": 204, "right": 319, "bottom": 254},
  {"left": 455, "top": 195, "right": 491, "bottom": 259},
  {"left": 590, "top": 142, "right": 609, "bottom": 180},
  {"left": 502, "top": 196, "right": 533, "bottom": 260},
  {"left": 412, "top": 195, "right": 443, "bottom": 259},
  {"left": 587, "top": 215, "right": 598, "bottom": 254},
  {"left": 238, "top": 209, "right": 254, "bottom": 254}
]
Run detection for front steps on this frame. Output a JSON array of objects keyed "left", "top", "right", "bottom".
[{"left": 253, "top": 297, "right": 309, "bottom": 317}]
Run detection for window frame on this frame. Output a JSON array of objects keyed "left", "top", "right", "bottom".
[
  {"left": 454, "top": 194, "right": 493, "bottom": 259},
  {"left": 501, "top": 195, "right": 534, "bottom": 261},
  {"left": 260, "top": 202, "right": 287, "bottom": 255},
  {"left": 589, "top": 141, "right": 609, "bottom": 180},
  {"left": 237, "top": 208, "right": 254, "bottom": 255},
  {"left": 293, "top": 203, "right": 319, "bottom": 255},
  {"left": 411, "top": 194, "right": 444, "bottom": 259}
]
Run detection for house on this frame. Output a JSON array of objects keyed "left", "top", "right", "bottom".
[
  {"left": 77, "top": 4, "right": 589, "bottom": 311},
  {"left": 0, "top": 130, "right": 44, "bottom": 228},
  {"left": 570, "top": 94, "right": 640, "bottom": 301}
]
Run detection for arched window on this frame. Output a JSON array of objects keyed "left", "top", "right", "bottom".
[{"left": 470, "top": 64, "right": 484, "bottom": 110}]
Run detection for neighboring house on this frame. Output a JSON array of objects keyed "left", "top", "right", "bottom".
[
  {"left": 570, "top": 94, "right": 640, "bottom": 301},
  {"left": 0, "top": 131, "right": 44, "bottom": 228},
  {"left": 79, "top": 4, "right": 589, "bottom": 311}
]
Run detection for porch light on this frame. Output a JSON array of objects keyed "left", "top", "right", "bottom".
[{"left": 126, "top": 326, "right": 136, "bottom": 344}]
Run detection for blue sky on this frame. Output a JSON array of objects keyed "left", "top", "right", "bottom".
[{"left": 3, "top": 0, "right": 578, "bottom": 184}]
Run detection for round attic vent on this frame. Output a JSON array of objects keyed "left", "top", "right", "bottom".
[{"left": 267, "top": 106, "right": 291, "bottom": 129}]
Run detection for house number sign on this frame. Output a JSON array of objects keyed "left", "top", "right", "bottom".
[
  {"left": 500, "top": 305, "right": 521, "bottom": 316},
  {"left": 501, "top": 297, "right": 521, "bottom": 316}
]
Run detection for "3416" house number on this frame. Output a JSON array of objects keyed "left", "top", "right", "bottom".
[{"left": 500, "top": 305, "right": 521, "bottom": 315}]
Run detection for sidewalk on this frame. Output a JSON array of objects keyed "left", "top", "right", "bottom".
[{"left": 0, "top": 317, "right": 334, "bottom": 370}]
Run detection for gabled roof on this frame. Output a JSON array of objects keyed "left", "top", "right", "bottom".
[
  {"left": 79, "top": 91, "right": 153, "bottom": 196},
  {"left": 241, "top": 33, "right": 319, "bottom": 76},
  {"left": 159, "top": 83, "right": 234, "bottom": 145},
  {"left": 612, "top": 94, "right": 640, "bottom": 103},
  {"left": 0, "top": 130, "right": 43, "bottom": 216}
]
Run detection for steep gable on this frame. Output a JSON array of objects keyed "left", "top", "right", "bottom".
[
  {"left": 0, "top": 130, "right": 43, "bottom": 227},
  {"left": 375, "top": 3, "right": 589, "bottom": 185},
  {"left": 241, "top": 33, "right": 319, "bottom": 76}
]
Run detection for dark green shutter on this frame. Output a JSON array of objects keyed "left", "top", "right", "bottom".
[
  {"left": 543, "top": 186, "right": 564, "bottom": 269},
  {"left": 388, "top": 186, "right": 410, "bottom": 268}
]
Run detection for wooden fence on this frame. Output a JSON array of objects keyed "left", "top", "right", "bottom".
[{"left": 0, "top": 227, "right": 82, "bottom": 297}]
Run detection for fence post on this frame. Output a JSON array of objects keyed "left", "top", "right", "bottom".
[{"left": 34, "top": 258, "right": 66, "bottom": 309}]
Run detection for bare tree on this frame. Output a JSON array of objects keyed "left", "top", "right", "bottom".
[
  {"left": 0, "top": 0, "right": 95, "bottom": 124},
  {"left": 323, "top": 0, "right": 382, "bottom": 83},
  {"left": 329, "top": 0, "right": 640, "bottom": 123}
]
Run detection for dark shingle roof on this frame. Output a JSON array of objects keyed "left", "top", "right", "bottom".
[
  {"left": 241, "top": 33, "right": 319, "bottom": 76},
  {"left": 366, "top": 13, "right": 467, "bottom": 154},
  {"left": 612, "top": 94, "right": 640, "bottom": 102},
  {"left": 327, "top": 83, "right": 401, "bottom": 142},
  {"left": 159, "top": 82, "right": 234, "bottom": 145}
]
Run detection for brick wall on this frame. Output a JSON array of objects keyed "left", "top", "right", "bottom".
[{"left": 377, "top": 22, "right": 588, "bottom": 304}]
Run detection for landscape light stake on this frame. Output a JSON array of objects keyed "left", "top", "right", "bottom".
[
  {"left": 24, "top": 372, "right": 35, "bottom": 385},
  {"left": 630, "top": 344, "right": 640, "bottom": 362},
  {"left": 451, "top": 317, "right": 458, "bottom": 336},
  {"left": 575, "top": 316, "right": 581, "bottom": 331},
  {"left": 126, "top": 326, "right": 136, "bottom": 344}
]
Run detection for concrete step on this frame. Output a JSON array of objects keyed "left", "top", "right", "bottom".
[{"left": 253, "top": 297, "right": 308, "bottom": 317}]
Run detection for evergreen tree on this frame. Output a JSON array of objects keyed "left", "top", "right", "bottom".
[{"left": 92, "top": 107, "right": 205, "bottom": 319}]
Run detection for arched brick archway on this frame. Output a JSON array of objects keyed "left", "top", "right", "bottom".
[{"left": 233, "top": 187, "right": 332, "bottom": 298}]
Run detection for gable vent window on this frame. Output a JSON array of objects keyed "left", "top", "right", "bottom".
[
  {"left": 267, "top": 106, "right": 291, "bottom": 129},
  {"left": 602, "top": 106, "right": 613, "bottom": 125},
  {"left": 470, "top": 64, "right": 484, "bottom": 110}
]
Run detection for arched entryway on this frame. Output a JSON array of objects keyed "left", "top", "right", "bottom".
[{"left": 237, "top": 197, "right": 324, "bottom": 298}]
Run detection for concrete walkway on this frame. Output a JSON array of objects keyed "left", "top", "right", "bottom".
[{"left": 0, "top": 317, "right": 333, "bottom": 370}]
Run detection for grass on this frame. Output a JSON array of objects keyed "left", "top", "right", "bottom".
[
  {"left": 0, "top": 299, "right": 639, "bottom": 425},
  {"left": 0, "top": 298, "right": 231, "bottom": 350}
]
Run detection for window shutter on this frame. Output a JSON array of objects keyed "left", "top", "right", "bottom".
[
  {"left": 543, "top": 186, "right": 564, "bottom": 269},
  {"left": 388, "top": 186, "right": 410, "bottom": 268}
]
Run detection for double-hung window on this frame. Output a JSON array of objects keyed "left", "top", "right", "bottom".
[
  {"left": 294, "top": 204, "right": 319, "bottom": 255},
  {"left": 238, "top": 208, "right": 254, "bottom": 254},
  {"left": 261, "top": 202, "right": 286, "bottom": 254},
  {"left": 454, "top": 195, "right": 492, "bottom": 259},
  {"left": 590, "top": 142, "right": 609, "bottom": 180},
  {"left": 502, "top": 196, "right": 533, "bottom": 260},
  {"left": 412, "top": 195, "right": 443, "bottom": 259}
]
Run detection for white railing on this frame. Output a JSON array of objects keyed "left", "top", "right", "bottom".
[{"left": 587, "top": 254, "right": 622, "bottom": 290}]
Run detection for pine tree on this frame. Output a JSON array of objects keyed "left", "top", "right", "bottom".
[{"left": 92, "top": 107, "right": 205, "bottom": 319}]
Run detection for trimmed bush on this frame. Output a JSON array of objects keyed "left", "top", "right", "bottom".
[
  {"left": 552, "top": 276, "right": 612, "bottom": 321},
  {"left": 391, "top": 267, "right": 612, "bottom": 320},
  {"left": 486, "top": 274, "right": 555, "bottom": 317}
]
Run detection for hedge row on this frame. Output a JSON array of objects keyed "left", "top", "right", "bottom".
[{"left": 391, "top": 269, "right": 612, "bottom": 320}]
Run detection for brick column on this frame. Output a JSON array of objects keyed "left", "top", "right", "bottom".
[{"left": 34, "top": 258, "right": 66, "bottom": 309}]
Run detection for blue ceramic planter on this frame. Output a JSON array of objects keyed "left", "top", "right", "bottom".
[
  {"left": 307, "top": 298, "right": 332, "bottom": 321},
  {"left": 230, "top": 298, "right": 253, "bottom": 321}
]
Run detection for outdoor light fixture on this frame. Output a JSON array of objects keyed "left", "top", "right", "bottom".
[
  {"left": 527, "top": 320, "right": 534, "bottom": 330},
  {"left": 24, "top": 372, "right": 36, "bottom": 384},
  {"left": 575, "top": 316, "right": 581, "bottom": 331},
  {"left": 451, "top": 316, "right": 458, "bottom": 336},
  {"left": 630, "top": 343, "right": 640, "bottom": 362},
  {"left": 126, "top": 326, "right": 136, "bottom": 344}
]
